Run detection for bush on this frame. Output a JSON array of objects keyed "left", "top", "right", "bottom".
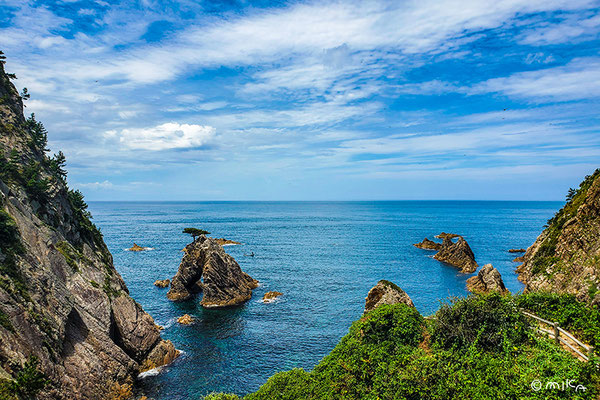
[
  {"left": 517, "top": 292, "right": 600, "bottom": 348},
  {"left": 431, "top": 292, "right": 530, "bottom": 352}
]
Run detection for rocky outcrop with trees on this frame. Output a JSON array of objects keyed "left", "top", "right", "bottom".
[
  {"left": 0, "top": 57, "right": 177, "bottom": 399},
  {"left": 364, "top": 280, "right": 414, "bottom": 312},
  {"left": 517, "top": 169, "right": 600, "bottom": 303},
  {"left": 167, "top": 235, "right": 258, "bottom": 307}
]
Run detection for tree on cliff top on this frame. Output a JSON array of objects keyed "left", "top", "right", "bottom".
[{"left": 183, "top": 227, "right": 210, "bottom": 241}]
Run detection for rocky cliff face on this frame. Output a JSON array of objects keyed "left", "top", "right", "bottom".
[
  {"left": 433, "top": 236, "right": 478, "bottom": 273},
  {"left": 518, "top": 169, "right": 600, "bottom": 303},
  {"left": 364, "top": 280, "right": 414, "bottom": 313},
  {"left": 167, "top": 235, "right": 258, "bottom": 307},
  {"left": 0, "top": 59, "right": 176, "bottom": 399}
]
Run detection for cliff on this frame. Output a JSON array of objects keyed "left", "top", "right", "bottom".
[
  {"left": 167, "top": 235, "right": 258, "bottom": 307},
  {"left": 518, "top": 169, "right": 600, "bottom": 303},
  {"left": 0, "top": 58, "right": 176, "bottom": 399}
]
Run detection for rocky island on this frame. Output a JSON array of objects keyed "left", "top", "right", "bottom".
[
  {"left": 167, "top": 235, "right": 258, "bottom": 307},
  {"left": 0, "top": 60, "right": 177, "bottom": 399},
  {"left": 364, "top": 280, "right": 414, "bottom": 312},
  {"left": 466, "top": 264, "right": 507, "bottom": 294},
  {"left": 414, "top": 233, "right": 478, "bottom": 273}
]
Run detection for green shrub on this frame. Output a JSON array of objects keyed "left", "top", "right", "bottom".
[
  {"left": 0, "top": 356, "right": 49, "bottom": 399},
  {"left": 517, "top": 292, "right": 600, "bottom": 349},
  {"left": 431, "top": 292, "right": 530, "bottom": 352}
]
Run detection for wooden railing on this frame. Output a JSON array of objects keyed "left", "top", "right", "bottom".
[{"left": 521, "top": 310, "right": 594, "bottom": 362}]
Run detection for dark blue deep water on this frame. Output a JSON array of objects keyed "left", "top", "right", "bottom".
[{"left": 88, "top": 201, "right": 561, "bottom": 399}]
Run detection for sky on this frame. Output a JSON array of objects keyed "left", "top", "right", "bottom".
[{"left": 1, "top": 0, "right": 599, "bottom": 201}]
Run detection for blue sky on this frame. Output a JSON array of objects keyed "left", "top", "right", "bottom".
[{"left": 1, "top": 0, "right": 599, "bottom": 201}]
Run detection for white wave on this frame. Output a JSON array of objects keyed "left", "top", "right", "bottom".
[{"left": 138, "top": 367, "right": 161, "bottom": 379}]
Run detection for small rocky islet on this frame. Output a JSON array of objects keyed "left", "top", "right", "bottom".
[{"left": 414, "top": 233, "right": 478, "bottom": 273}]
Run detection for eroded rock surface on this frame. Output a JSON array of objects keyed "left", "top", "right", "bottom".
[
  {"left": 364, "top": 280, "right": 414, "bottom": 313},
  {"left": 167, "top": 236, "right": 258, "bottom": 307},
  {"left": 263, "top": 291, "right": 283, "bottom": 302},
  {"left": 518, "top": 169, "right": 600, "bottom": 302},
  {"left": 466, "top": 264, "right": 507, "bottom": 294}
]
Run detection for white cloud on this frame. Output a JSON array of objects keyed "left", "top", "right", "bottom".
[{"left": 105, "top": 122, "right": 216, "bottom": 151}]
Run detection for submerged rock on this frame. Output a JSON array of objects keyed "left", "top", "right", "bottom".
[
  {"left": 128, "top": 243, "right": 146, "bottom": 251},
  {"left": 167, "top": 235, "right": 259, "bottom": 307},
  {"left": 214, "top": 238, "right": 242, "bottom": 246},
  {"left": 263, "top": 291, "right": 283, "bottom": 302},
  {"left": 434, "top": 236, "right": 478, "bottom": 273},
  {"left": 413, "top": 238, "right": 442, "bottom": 250},
  {"left": 154, "top": 279, "right": 170, "bottom": 288},
  {"left": 364, "top": 280, "right": 414, "bottom": 313},
  {"left": 177, "top": 314, "right": 194, "bottom": 325},
  {"left": 466, "top": 264, "right": 508, "bottom": 294}
]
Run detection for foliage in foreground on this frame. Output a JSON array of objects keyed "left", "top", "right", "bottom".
[
  {"left": 208, "top": 293, "right": 599, "bottom": 400},
  {"left": 0, "top": 356, "right": 49, "bottom": 400}
]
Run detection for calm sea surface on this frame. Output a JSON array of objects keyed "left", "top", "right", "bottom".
[{"left": 88, "top": 201, "right": 561, "bottom": 399}]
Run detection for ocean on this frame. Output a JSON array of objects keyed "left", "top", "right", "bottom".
[{"left": 88, "top": 201, "right": 561, "bottom": 399}]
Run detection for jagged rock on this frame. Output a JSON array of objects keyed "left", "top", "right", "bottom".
[
  {"left": 413, "top": 238, "right": 442, "bottom": 250},
  {"left": 177, "top": 314, "right": 194, "bottom": 325},
  {"left": 466, "top": 264, "right": 508, "bottom": 294},
  {"left": 0, "top": 60, "right": 176, "bottom": 399},
  {"left": 508, "top": 248, "right": 526, "bottom": 253},
  {"left": 263, "top": 291, "right": 283, "bottom": 302},
  {"left": 214, "top": 238, "right": 241, "bottom": 246},
  {"left": 140, "top": 340, "right": 179, "bottom": 372},
  {"left": 154, "top": 279, "right": 170, "bottom": 288},
  {"left": 433, "top": 236, "right": 478, "bottom": 273},
  {"left": 518, "top": 169, "right": 600, "bottom": 302},
  {"left": 364, "top": 280, "right": 414, "bottom": 313},
  {"left": 512, "top": 256, "right": 525, "bottom": 263},
  {"left": 167, "top": 235, "right": 258, "bottom": 307},
  {"left": 435, "top": 232, "right": 460, "bottom": 239},
  {"left": 128, "top": 243, "right": 146, "bottom": 251}
]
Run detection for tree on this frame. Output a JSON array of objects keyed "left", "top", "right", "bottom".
[
  {"left": 49, "top": 151, "right": 67, "bottom": 181},
  {"left": 566, "top": 187, "right": 577, "bottom": 202},
  {"left": 26, "top": 113, "right": 48, "bottom": 151},
  {"left": 0, "top": 50, "right": 5, "bottom": 65},
  {"left": 20, "top": 87, "right": 30, "bottom": 101},
  {"left": 183, "top": 227, "right": 210, "bottom": 241}
]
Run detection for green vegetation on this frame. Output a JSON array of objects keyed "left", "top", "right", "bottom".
[
  {"left": 517, "top": 292, "right": 600, "bottom": 350},
  {"left": 208, "top": 293, "right": 598, "bottom": 400},
  {"left": 54, "top": 240, "right": 93, "bottom": 273},
  {"left": 0, "top": 309, "right": 13, "bottom": 332},
  {"left": 183, "top": 227, "right": 210, "bottom": 240},
  {"left": 0, "top": 356, "right": 49, "bottom": 400}
]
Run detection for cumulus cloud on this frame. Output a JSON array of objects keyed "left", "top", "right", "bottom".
[{"left": 105, "top": 123, "right": 216, "bottom": 151}]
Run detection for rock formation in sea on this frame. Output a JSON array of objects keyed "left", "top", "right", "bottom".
[
  {"left": 518, "top": 169, "right": 600, "bottom": 303},
  {"left": 413, "top": 238, "right": 442, "bottom": 250},
  {"left": 435, "top": 232, "right": 460, "bottom": 239},
  {"left": 466, "top": 264, "right": 508, "bottom": 294},
  {"left": 508, "top": 248, "right": 526, "bottom": 253},
  {"left": 512, "top": 256, "right": 525, "bottom": 263},
  {"left": 214, "top": 238, "right": 241, "bottom": 246},
  {"left": 433, "top": 236, "right": 478, "bottom": 273},
  {"left": 154, "top": 279, "right": 170, "bottom": 288},
  {"left": 263, "top": 291, "right": 283, "bottom": 302},
  {"left": 364, "top": 280, "right": 414, "bottom": 312},
  {"left": 167, "top": 235, "right": 259, "bottom": 307},
  {"left": 0, "top": 59, "right": 177, "bottom": 399},
  {"left": 177, "top": 314, "right": 194, "bottom": 325},
  {"left": 128, "top": 243, "right": 146, "bottom": 251}
]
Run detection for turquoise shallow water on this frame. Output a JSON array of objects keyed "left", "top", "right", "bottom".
[{"left": 88, "top": 201, "right": 560, "bottom": 399}]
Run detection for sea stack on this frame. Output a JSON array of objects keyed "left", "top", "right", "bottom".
[
  {"left": 413, "top": 238, "right": 442, "bottom": 250},
  {"left": 167, "top": 235, "right": 259, "bottom": 307},
  {"left": 466, "top": 264, "right": 508, "bottom": 294},
  {"left": 433, "top": 236, "right": 478, "bottom": 273},
  {"left": 364, "top": 280, "right": 414, "bottom": 313}
]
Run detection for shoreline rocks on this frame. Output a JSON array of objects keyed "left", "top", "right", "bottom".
[
  {"left": 364, "top": 280, "right": 414, "bottom": 313},
  {"left": 466, "top": 264, "right": 508, "bottom": 294},
  {"left": 167, "top": 235, "right": 259, "bottom": 307},
  {"left": 263, "top": 291, "right": 283, "bottom": 303},
  {"left": 154, "top": 279, "right": 170, "bottom": 288}
]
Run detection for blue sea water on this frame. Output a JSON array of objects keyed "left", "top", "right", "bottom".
[{"left": 88, "top": 201, "right": 561, "bottom": 399}]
